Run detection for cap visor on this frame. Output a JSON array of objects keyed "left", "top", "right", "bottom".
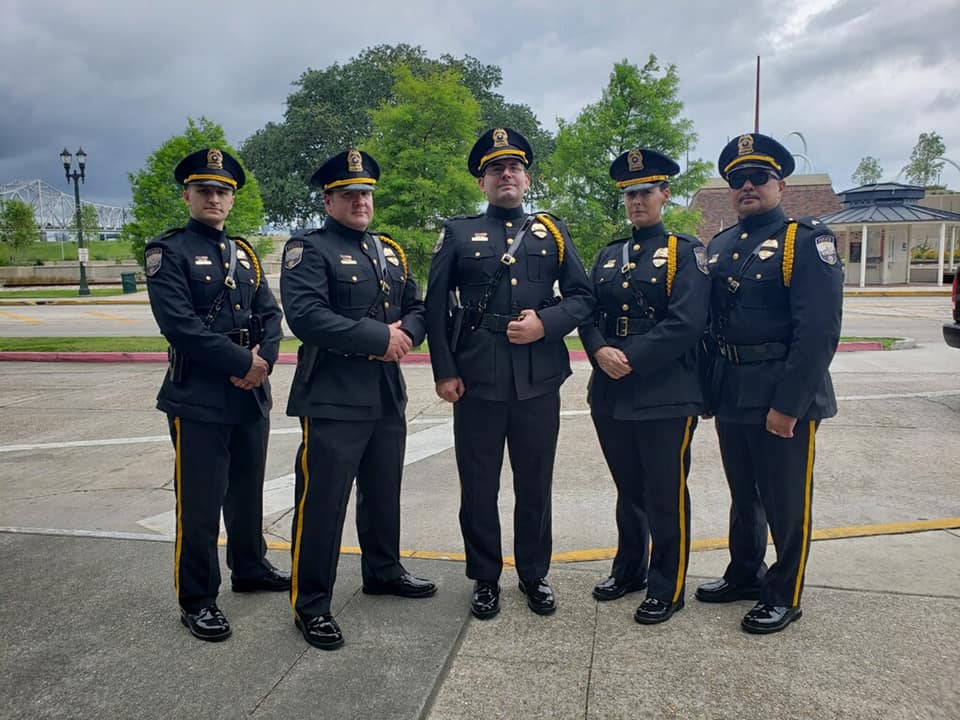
[
  {"left": 622, "top": 182, "right": 658, "bottom": 192},
  {"left": 332, "top": 183, "right": 376, "bottom": 192},
  {"left": 187, "top": 179, "right": 235, "bottom": 190},
  {"left": 728, "top": 161, "right": 779, "bottom": 175}
]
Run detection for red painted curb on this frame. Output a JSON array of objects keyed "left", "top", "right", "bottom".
[{"left": 0, "top": 345, "right": 874, "bottom": 364}]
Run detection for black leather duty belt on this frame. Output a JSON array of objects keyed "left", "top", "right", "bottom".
[
  {"left": 223, "top": 328, "right": 251, "bottom": 347},
  {"left": 465, "top": 310, "right": 520, "bottom": 334},
  {"left": 718, "top": 341, "right": 788, "bottom": 364},
  {"left": 597, "top": 316, "right": 654, "bottom": 338}
]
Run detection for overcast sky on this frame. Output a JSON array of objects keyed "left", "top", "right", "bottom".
[{"left": 2, "top": 0, "right": 958, "bottom": 208}]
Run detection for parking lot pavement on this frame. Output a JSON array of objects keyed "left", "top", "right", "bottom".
[{"left": 2, "top": 343, "right": 960, "bottom": 718}]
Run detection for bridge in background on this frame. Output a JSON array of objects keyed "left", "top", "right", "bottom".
[{"left": 0, "top": 179, "right": 132, "bottom": 236}]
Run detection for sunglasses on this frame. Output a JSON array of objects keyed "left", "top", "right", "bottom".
[{"left": 728, "top": 170, "right": 776, "bottom": 189}]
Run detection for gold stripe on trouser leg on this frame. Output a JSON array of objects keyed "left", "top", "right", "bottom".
[
  {"left": 672, "top": 416, "right": 694, "bottom": 604},
  {"left": 791, "top": 420, "right": 817, "bottom": 607},
  {"left": 173, "top": 416, "right": 183, "bottom": 599},
  {"left": 290, "top": 418, "right": 310, "bottom": 618}
]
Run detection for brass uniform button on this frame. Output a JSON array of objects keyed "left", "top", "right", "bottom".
[
  {"left": 475, "top": 251, "right": 481, "bottom": 257},
  {"left": 384, "top": 301, "right": 390, "bottom": 309},
  {"left": 372, "top": 259, "right": 378, "bottom": 265},
  {"left": 651, "top": 277, "right": 657, "bottom": 283},
  {"left": 622, "top": 304, "right": 630, "bottom": 311},
  {"left": 506, "top": 237, "right": 513, "bottom": 245},
  {"left": 351, "top": 275, "right": 358, "bottom": 282},
  {"left": 506, "top": 221, "right": 513, "bottom": 228},
  {"left": 633, "top": 244, "right": 640, "bottom": 251},
  {"left": 511, "top": 278, "right": 518, "bottom": 286},
  {"left": 740, "top": 232, "right": 749, "bottom": 239},
  {"left": 224, "top": 262, "right": 229, "bottom": 269},
  {"left": 219, "top": 242, "right": 226, "bottom": 250},
  {"left": 234, "top": 304, "right": 241, "bottom": 311},
  {"left": 629, "top": 262, "right": 636, "bottom": 269},
  {"left": 204, "top": 275, "right": 211, "bottom": 281},
  {"left": 541, "top": 249, "right": 547, "bottom": 255},
  {"left": 622, "top": 282, "right": 629, "bottom": 288},
  {"left": 732, "top": 252, "right": 740, "bottom": 260},
  {"left": 756, "top": 273, "right": 762, "bottom": 279},
  {"left": 362, "top": 242, "right": 368, "bottom": 250}
]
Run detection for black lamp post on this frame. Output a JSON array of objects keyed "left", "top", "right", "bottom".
[{"left": 60, "top": 147, "right": 90, "bottom": 296}]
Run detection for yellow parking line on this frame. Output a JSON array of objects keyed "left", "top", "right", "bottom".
[
  {"left": 84, "top": 310, "right": 137, "bottom": 324},
  {"left": 0, "top": 311, "right": 43, "bottom": 324},
  {"left": 252, "top": 517, "right": 960, "bottom": 560}
]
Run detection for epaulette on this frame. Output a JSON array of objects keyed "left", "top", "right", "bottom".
[
  {"left": 373, "top": 232, "right": 408, "bottom": 278},
  {"left": 444, "top": 213, "right": 484, "bottom": 223},
  {"left": 160, "top": 227, "right": 183, "bottom": 239},
  {"left": 711, "top": 225, "right": 736, "bottom": 241},
  {"left": 606, "top": 236, "right": 631, "bottom": 247},
  {"left": 233, "top": 237, "right": 262, "bottom": 289},
  {"left": 793, "top": 216, "right": 826, "bottom": 231}
]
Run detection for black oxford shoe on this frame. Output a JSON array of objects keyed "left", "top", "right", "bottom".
[
  {"left": 518, "top": 578, "right": 557, "bottom": 616},
  {"left": 231, "top": 564, "right": 292, "bottom": 593},
  {"left": 634, "top": 596, "right": 684, "bottom": 625},
  {"left": 741, "top": 602, "right": 802, "bottom": 634},
  {"left": 471, "top": 581, "right": 501, "bottom": 620},
  {"left": 694, "top": 578, "right": 762, "bottom": 604},
  {"left": 295, "top": 614, "right": 345, "bottom": 650},
  {"left": 362, "top": 571, "right": 437, "bottom": 599},
  {"left": 180, "top": 604, "right": 231, "bottom": 642},
  {"left": 592, "top": 575, "right": 648, "bottom": 602}
]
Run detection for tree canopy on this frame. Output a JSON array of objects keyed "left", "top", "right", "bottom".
[
  {"left": 123, "top": 117, "right": 264, "bottom": 265},
  {"left": 364, "top": 67, "right": 482, "bottom": 280},
  {"left": 851, "top": 156, "right": 883, "bottom": 186},
  {"left": 0, "top": 199, "right": 39, "bottom": 262},
  {"left": 902, "top": 132, "right": 946, "bottom": 187},
  {"left": 540, "top": 57, "right": 710, "bottom": 264},
  {"left": 240, "top": 44, "right": 551, "bottom": 225}
]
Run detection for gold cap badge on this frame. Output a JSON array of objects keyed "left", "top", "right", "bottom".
[
  {"left": 737, "top": 134, "right": 754, "bottom": 156},
  {"left": 347, "top": 150, "right": 363, "bottom": 173},
  {"left": 492, "top": 128, "right": 508, "bottom": 148},
  {"left": 627, "top": 149, "right": 644, "bottom": 172},
  {"left": 206, "top": 149, "right": 223, "bottom": 169}
]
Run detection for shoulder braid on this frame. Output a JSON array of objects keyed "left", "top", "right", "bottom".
[{"left": 233, "top": 238, "right": 261, "bottom": 289}]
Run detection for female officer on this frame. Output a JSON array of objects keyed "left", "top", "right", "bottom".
[{"left": 579, "top": 148, "right": 710, "bottom": 624}]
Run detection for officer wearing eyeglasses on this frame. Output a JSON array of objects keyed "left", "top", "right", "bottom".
[{"left": 696, "top": 133, "right": 843, "bottom": 634}]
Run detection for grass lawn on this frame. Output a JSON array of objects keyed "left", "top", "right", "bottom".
[
  {"left": 0, "top": 288, "right": 127, "bottom": 298},
  {"left": 0, "top": 240, "right": 137, "bottom": 264},
  {"left": 0, "top": 335, "right": 888, "bottom": 353}
]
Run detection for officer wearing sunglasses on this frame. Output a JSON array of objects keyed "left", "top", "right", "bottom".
[{"left": 696, "top": 133, "right": 843, "bottom": 634}]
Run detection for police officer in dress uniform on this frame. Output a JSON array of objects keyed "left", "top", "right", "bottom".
[
  {"left": 695, "top": 133, "right": 843, "bottom": 634},
  {"left": 145, "top": 148, "right": 289, "bottom": 642},
  {"left": 281, "top": 150, "right": 435, "bottom": 651},
  {"left": 425, "top": 128, "right": 594, "bottom": 619},
  {"left": 580, "top": 149, "right": 710, "bottom": 623}
]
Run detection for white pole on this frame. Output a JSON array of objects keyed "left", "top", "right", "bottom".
[
  {"left": 950, "top": 226, "right": 957, "bottom": 272},
  {"left": 937, "top": 222, "right": 946, "bottom": 287},
  {"left": 859, "top": 224, "right": 868, "bottom": 287}
]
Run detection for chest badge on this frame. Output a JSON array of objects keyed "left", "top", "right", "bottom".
[
  {"left": 603, "top": 259, "right": 617, "bottom": 269},
  {"left": 471, "top": 233, "right": 488, "bottom": 242},
  {"left": 652, "top": 246, "right": 669, "bottom": 268},
  {"left": 339, "top": 254, "right": 358, "bottom": 265},
  {"left": 531, "top": 222, "right": 549, "bottom": 239},
  {"left": 194, "top": 255, "right": 212, "bottom": 265}
]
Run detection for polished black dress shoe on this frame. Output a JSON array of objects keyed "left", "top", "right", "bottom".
[
  {"left": 362, "top": 571, "right": 437, "bottom": 598},
  {"left": 180, "top": 604, "right": 231, "bottom": 642},
  {"left": 471, "top": 581, "right": 501, "bottom": 620},
  {"left": 518, "top": 578, "right": 557, "bottom": 616},
  {"left": 695, "top": 577, "right": 762, "bottom": 604},
  {"left": 741, "top": 602, "right": 802, "bottom": 634},
  {"left": 592, "top": 575, "right": 648, "bottom": 602},
  {"left": 634, "top": 596, "right": 684, "bottom": 625},
  {"left": 231, "top": 565, "right": 292, "bottom": 593},
  {"left": 295, "top": 614, "right": 344, "bottom": 650}
]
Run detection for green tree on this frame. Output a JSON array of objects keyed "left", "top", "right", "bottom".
[
  {"left": 126, "top": 117, "right": 264, "bottom": 265},
  {"left": 851, "top": 156, "right": 883, "bottom": 186},
  {"left": 0, "top": 199, "right": 39, "bottom": 263},
  {"left": 540, "top": 57, "right": 710, "bottom": 264},
  {"left": 364, "top": 67, "right": 482, "bottom": 279},
  {"left": 241, "top": 44, "right": 552, "bottom": 225},
  {"left": 902, "top": 132, "right": 946, "bottom": 186},
  {"left": 80, "top": 204, "right": 100, "bottom": 242}
]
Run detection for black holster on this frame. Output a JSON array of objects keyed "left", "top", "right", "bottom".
[
  {"left": 447, "top": 291, "right": 466, "bottom": 352},
  {"left": 293, "top": 344, "right": 324, "bottom": 387},
  {"left": 167, "top": 346, "right": 188, "bottom": 383}
]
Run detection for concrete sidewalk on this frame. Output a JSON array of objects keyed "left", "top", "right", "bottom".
[{"left": 2, "top": 527, "right": 957, "bottom": 720}]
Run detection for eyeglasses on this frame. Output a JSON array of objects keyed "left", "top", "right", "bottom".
[
  {"left": 484, "top": 162, "right": 527, "bottom": 177},
  {"left": 727, "top": 170, "right": 776, "bottom": 189}
]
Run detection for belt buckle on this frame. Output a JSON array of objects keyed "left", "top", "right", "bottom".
[
  {"left": 726, "top": 277, "right": 740, "bottom": 293},
  {"left": 500, "top": 253, "right": 516, "bottom": 266},
  {"left": 239, "top": 329, "right": 250, "bottom": 347},
  {"left": 616, "top": 317, "right": 629, "bottom": 337}
]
